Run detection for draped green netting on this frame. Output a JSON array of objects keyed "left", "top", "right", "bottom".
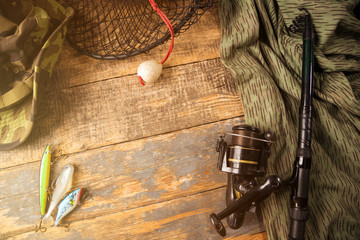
[{"left": 219, "top": 0, "right": 360, "bottom": 239}]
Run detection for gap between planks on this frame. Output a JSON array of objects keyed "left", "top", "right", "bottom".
[
  {"left": 3, "top": 187, "right": 266, "bottom": 240},
  {"left": 0, "top": 57, "right": 242, "bottom": 169},
  {"left": 62, "top": 57, "right": 224, "bottom": 90},
  {"left": 0, "top": 114, "right": 242, "bottom": 172},
  {"left": 1, "top": 118, "right": 247, "bottom": 236}
]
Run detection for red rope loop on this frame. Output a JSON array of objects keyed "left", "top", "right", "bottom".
[
  {"left": 138, "top": 76, "right": 145, "bottom": 86},
  {"left": 149, "top": 0, "right": 158, "bottom": 11},
  {"left": 139, "top": 0, "right": 174, "bottom": 86},
  {"left": 149, "top": 0, "right": 174, "bottom": 64}
]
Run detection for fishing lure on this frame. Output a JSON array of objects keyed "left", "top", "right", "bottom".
[
  {"left": 40, "top": 145, "right": 51, "bottom": 217},
  {"left": 42, "top": 164, "right": 75, "bottom": 227},
  {"left": 55, "top": 188, "right": 83, "bottom": 226}
]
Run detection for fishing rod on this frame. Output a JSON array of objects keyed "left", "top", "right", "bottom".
[
  {"left": 286, "top": 8, "right": 315, "bottom": 239},
  {"left": 210, "top": 9, "right": 315, "bottom": 240}
]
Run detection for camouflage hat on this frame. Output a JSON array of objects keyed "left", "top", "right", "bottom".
[{"left": 0, "top": 0, "right": 73, "bottom": 150}]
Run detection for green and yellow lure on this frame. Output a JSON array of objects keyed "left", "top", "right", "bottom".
[{"left": 39, "top": 145, "right": 51, "bottom": 217}]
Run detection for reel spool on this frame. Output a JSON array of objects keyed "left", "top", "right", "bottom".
[
  {"left": 217, "top": 125, "right": 273, "bottom": 176},
  {"left": 215, "top": 125, "right": 274, "bottom": 231}
]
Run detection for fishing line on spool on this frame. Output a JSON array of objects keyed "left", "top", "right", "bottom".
[{"left": 224, "top": 133, "right": 274, "bottom": 143}]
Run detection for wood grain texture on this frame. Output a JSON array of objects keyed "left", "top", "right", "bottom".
[
  {"left": 0, "top": 58, "right": 241, "bottom": 169},
  {"left": 0, "top": 2, "right": 225, "bottom": 170},
  {"left": 0, "top": 2, "right": 268, "bottom": 240},
  {"left": 0, "top": 118, "right": 244, "bottom": 236},
  {"left": 3, "top": 189, "right": 265, "bottom": 240}
]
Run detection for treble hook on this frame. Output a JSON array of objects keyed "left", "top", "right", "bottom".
[
  {"left": 74, "top": 188, "right": 92, "bottom": 207},
  {"left": 51, "top": 149, "right": 64, "bottom": 165},
  {"left": 51, "top": 179, "right": 57, "bottom": 191},
  {"left": 34, "top": 218, "right": 47, "bottom": 233},
  {"left": 79, "top": 191, "right": 93, "bottom": 205},
  {"left": 59, "top": 222, "right": 71, "bottom": 232},
  {"left": 46, "top": 187, "right": 52, "bottom": 202}
]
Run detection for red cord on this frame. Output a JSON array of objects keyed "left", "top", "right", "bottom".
[
  {"left": 138, "top": 76, "right": 145, "bottom": 85},
  {"left": 138, "top": 1, "right": 174, "bottom": 86},
  {"left": 148, "top": 0, "right": 174, "bottom": 64}
]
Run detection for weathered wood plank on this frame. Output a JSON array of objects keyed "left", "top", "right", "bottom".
[
  {"left": 53, "top": 2, "right": 222, "bottom": 89},
  {"left": 3, "top": 189, "right": 265, "bottom": 240},
  {"left": 235, "top": 232, "right": 268, "bottom": 240},
  {"left": 0, "top": 118, "right": 244, "bottom": 235},
  {"left": 0, "top": 2, "right": 268, "bottom": 240},
  {"left": 0, "top": 58, "right": 242, "bottom": 169}
]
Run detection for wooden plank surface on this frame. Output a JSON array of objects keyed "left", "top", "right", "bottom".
[
  {"left": 1, "top": 1, "right": 268, "bottom": 239},
  {"left": 0, "top": 119, "right": 239, "bottom": 234},
  {"left": 0, "top": 3, "right": 226, "bottom": 170},
  {"left": 4, "top": 189, "right": 265, "bottom": 240},
  {"left": 1, "top": 119, "right": 267, "bottom": 240},
  {"left": 0, "top": 58, "right": 241, "bottom": 169}
]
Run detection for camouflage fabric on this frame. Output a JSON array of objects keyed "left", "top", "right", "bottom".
[
  {"left": 219, "top": 0, "right": 360, "bottom": 239},
  {"left": 0, "top": 0, "right": 74, "bottom": 150}
]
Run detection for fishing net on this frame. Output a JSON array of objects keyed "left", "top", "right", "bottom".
[{"left": 63, "top": 0, "right": 213, "bottom": 59}]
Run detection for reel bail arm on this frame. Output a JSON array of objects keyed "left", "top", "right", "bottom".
[{"left": 210, "top": 175, "right": 282, "bottom": 237}]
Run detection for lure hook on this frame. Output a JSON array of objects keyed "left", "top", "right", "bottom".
[
  {"left": 61, "top": 222, "right": 71, "bottom": 232},
  {"left": 51, "top": 179, "right": 57, "bottom": 191},
  {"left": 34, "top": 218, "right": 47, "bottom": 233},
  {"left": 47, "top": 187, "right": 52, "bottom": 202},
  {"left": 79, "top": 191, "right": 93, "bottom": 205},
  {"left": 51, "top": 149, "right": 63, "bottom": 165}
]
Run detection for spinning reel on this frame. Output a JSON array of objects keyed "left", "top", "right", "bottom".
[{"left": 210, "top": 125, "right": 282, "bottom": 236}]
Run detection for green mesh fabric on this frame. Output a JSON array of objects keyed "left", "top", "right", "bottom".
[{"left": 219, "top": 0, "right": 360, "bottom": 239}]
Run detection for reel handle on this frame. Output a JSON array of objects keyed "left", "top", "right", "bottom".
[{"left": 210, "top": 175, "right": 282, "bottom": 236}]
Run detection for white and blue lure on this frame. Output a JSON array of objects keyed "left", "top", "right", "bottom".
[{"left": 55, "top": 188, "right": 83, "bottom": 226}]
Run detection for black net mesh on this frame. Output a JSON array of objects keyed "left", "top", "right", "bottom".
[{"left": 63, "top": 0, "right": 213, "bottom": 59}]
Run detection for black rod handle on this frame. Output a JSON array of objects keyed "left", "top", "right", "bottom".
[{"left": 289, "top": 207, "right": 309, "bottom": 240}]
